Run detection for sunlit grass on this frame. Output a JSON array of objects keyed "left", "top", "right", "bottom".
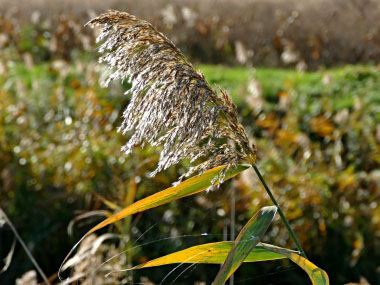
[{"left": 199, "top": 64, "right": 380, "bottom": 114}]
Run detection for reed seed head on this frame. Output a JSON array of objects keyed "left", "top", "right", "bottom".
[{"left": 87, "top": 10, "right": 256, "bottom": 184}]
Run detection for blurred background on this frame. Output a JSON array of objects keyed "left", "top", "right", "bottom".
[{"left": 0, "top": 0, "right": 379, "bottom": 284}]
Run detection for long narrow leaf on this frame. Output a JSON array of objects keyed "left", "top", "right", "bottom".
[
  {"left": 59, "top": 164, "right": 250, "bottom": 279},
  {"left": 213, "top": 206, "right": 277, "bottom": 284},
  {"left": 262, "top": 244, "right": 329, "bottom": 285},
  {"left": 123, "top": 242, "right": 295, "bottom": 270}
]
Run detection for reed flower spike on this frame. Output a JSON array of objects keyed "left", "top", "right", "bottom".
[{"left": 87, "top": 10, "right": 256, "bottom": 185}]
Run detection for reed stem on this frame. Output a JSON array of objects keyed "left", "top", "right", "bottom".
[
  {"left": 251, "top": 164, "right": 307, "bottom": 258},
  {"left": 0, "top": 208, "right": 51, "bottom": 285}
]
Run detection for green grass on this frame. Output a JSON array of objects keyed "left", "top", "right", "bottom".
[
  {"left": 199, "top": 64, "right": 380, "bottom": 119},
  {"left": 199, "top": 65, "right": 293, "bottom": 105}
]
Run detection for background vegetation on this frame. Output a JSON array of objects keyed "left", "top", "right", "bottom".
[{"left": 0, "top": 0, "right": 379, "bottom": 284}]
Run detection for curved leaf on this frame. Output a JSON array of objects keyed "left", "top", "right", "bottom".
[
  {"left": 59, "top": 164, "right": 250, "bottom": 279},
  {"left": 125, "top": 242, "right": 293, "bottom": 270},
  {"left": 262, "top": 244, "right": 329, "bottom": 285},
  {"left": 213, "top": 206, "right": 277, "bottom": 284}
]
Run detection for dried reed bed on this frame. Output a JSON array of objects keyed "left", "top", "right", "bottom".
[{"left": 1, "top": 0, "right": 380, "bottom": 68}]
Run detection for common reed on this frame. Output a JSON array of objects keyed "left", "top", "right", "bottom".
[
  {"left": 87, "top": 9, "right": 306, "bottom": 257},
  {"left": 77, "top": 10, "right": 307, "bottom": 278}
]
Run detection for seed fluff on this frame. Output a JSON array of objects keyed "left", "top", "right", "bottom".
[{"left": 87, "top": 10, "right": 256, "bottom": 186}]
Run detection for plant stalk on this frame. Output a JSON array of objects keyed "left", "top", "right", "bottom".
[
  {"left": 0, "top": 208, "right": 51, "bottom": 285},
  {"left": 251, "top": 164, "right": 307, "bottom": 258}
]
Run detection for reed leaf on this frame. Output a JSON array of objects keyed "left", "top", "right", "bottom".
[
  {"left": 108, "top": 242, "right": 292, "bottom": 272},
  {"left": 262, "top": 244, "right": 330, "bottom": 285},
  {"left": 59, "top": 164, "right": 249, "bottom": 279},
  {"left": 213, "top": 206, "right": 277, "bottom": 284}
]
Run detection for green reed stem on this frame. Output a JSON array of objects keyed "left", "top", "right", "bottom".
[{"left": 251, "top": 164, "right": 307, "bottom": 258}]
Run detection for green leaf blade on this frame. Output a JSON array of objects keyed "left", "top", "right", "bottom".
[{"left": 213, "top": 206, "right": 277, "bottom": 284}]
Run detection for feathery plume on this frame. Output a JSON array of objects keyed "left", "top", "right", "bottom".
[{"left": 87, "top": 10, "right": 256, "bottom": 184}]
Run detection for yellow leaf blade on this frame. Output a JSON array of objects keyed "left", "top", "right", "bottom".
[
  {"left": 127, "top": 242, "right": 288, "bottom": 270},
  {"left": 262, "top": 244, "right": 329, "bottom": 285},
  {"left": 88, "top": 164, "right": 248, "bottom": 235},
  {"left": 59, "top": 164, "right": 250, "bottom": 279}
]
